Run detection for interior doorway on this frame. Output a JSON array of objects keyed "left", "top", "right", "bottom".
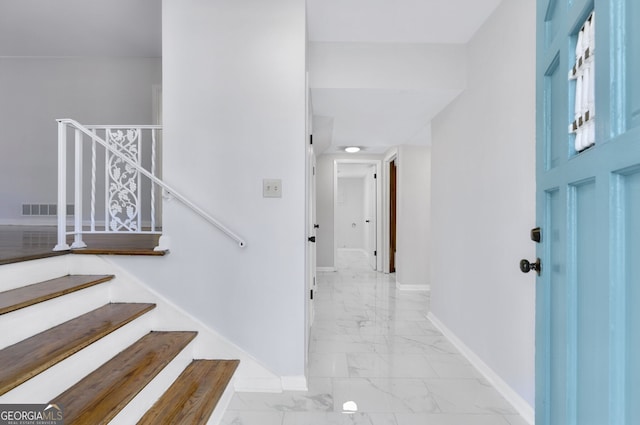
[
  {"left": 389, "top": 159, "right": 397, "bottom": 273},
  {"left": 333, "top": 159, "right": 382, "bottom": 271}
]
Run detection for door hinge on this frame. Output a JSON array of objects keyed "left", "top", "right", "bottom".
[
  {"left": 374, "top": 173, "right": 377, "bottom": 179},
  {"left": 313, "top": 166, "right": 315, "bottom": 175},
  {"left": 310, "top": 134, "right": 313, "bottom": 145},
  {"left": 374, "top": 250, "right": 377, "bottom": 256},
  {"left": 310, "top": 289, "right": 314, "bottom": 300}
]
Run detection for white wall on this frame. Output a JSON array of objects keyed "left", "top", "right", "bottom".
[
  {"left": 336, "top": 177, "right": 365, "bottom": 249},
  {"left": 430, "top": 0, "right": 536, "bottom": 414},
  {"left": 0, "top": 57, "right": 161, "bottom": 223},
  {"left": 396, "top": 145, "right": 431, "bottom": 289},
  {"left": 315, "top": 154, "right": 335, "bottom": 268},
  {"left": 112, "top": 0, "right": 307, "bottom": 382}
]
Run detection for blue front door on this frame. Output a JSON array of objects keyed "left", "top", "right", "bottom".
[{"left": 536, "top": 0, "right": 640, "bottom": 424}]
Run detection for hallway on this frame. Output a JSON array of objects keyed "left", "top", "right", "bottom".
[{"left": 222, "top": 251, "right": 527, "bottom": 424}]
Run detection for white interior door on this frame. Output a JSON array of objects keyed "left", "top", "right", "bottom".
[
  {"left": 365, "top": 166, "right": 377, "bottom": 270},
  {"left": 305, "top": 74, "right": 317, "bottom": 367},
  {"left": 334, "top": 160, "right": 382, "bottom": 271},
  {"left": 306, "top": 136, "right": 317, "bottom": 342}
]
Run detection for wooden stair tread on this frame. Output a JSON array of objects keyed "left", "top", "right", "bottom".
[
  {"left": 52, "top": 331, "right": 197, "bottom": 425},
  {"left": 0, "top": 275, "right": 114, "bottom": 315},
  {"left": 138, "top": 359, "right": 240, "bottom": 425},
  {"left": 0, "top": 302, "right": 155, "bottom": 396}
]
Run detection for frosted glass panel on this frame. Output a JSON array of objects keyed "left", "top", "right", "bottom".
[{"left": 569, "top": 12, "right": 595, "bottom": 152}]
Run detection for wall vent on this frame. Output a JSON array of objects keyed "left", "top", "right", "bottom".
[{"left": 22, "top": 204, "right": 74, "bottom": 216}]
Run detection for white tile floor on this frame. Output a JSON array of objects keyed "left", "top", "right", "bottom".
[{"left": 221, "top": 251, "right": 529, "bottom": 425}]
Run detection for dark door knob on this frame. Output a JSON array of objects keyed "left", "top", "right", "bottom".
[
  {"left": 520, "top": 258, "right": 541, "bottom": 275},
  {"left": 308, "top": 236, "right": 316, "bottom": 243},
  {"left": 314, "top": 224, "right": 320, "bottom": 229}
]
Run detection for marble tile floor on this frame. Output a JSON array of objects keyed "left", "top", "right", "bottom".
[{"left": 221, "top": 250, "right": 528, "bottom": 425}]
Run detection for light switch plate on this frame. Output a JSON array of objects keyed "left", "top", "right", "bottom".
[{"left": 263, "top": 179, "right": 282, "bottom": 198}]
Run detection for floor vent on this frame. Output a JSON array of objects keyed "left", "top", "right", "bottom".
[{"left": 22, "top": 204, "right": 74, "bottom": 216}]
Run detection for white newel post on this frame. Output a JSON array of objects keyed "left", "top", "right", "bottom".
[
  {"left": 151, "top": 129, "right": 157, "bottom": 232},
  {"left": 72, "top": 128, "right": 87, "bottom": 248},
  {"left": 54, "top": 121, "right": 70, "bottom": 251}
]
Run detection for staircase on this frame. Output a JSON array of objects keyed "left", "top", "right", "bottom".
[{"left": 0, "top": 263, "right": 239, "bottom": 425}]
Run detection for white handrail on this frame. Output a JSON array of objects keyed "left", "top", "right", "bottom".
[{"left": 55, "top": 118, "right": 247, "bottom": 248}]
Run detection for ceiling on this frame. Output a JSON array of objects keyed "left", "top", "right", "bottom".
[
  {"left": 307, "top": 0, "right": 502, "bottom": 155},
  {"left": 311, "top": 87, "right": 457, "bottom": 155},
  {"left": 307, "top": 0, "right": 502, "bottom": 44},
  {"left": 0, "top": 0, "right": 502, "bottom": 155}
]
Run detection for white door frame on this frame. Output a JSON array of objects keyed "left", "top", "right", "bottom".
[
  {"left": 364, "top": 165, "right": 377, "bottom": 270},
  {"left": 333, "top": 159, "right": 382, "bottom": 271}
]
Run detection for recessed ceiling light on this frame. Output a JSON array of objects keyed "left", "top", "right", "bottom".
[
  {"left": 345, "top": 146, "right": 360, "bottom": 153},
  {"left": 342, "top": 400, "right": 358, "bottom": 413}
]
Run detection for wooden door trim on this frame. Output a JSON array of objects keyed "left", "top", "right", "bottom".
[{"left": 389, "top": 160, "right": 397, "bottom": 273}]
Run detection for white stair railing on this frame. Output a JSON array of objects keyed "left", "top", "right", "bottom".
[{"left": 54, "top": 118, "right": 246, "bottom": 251}]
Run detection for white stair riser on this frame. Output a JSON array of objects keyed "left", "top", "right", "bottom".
[
  {"left": 0, "top": 256, "right": 71, "bottom": 292},
  {"left": 0, "top": 314, "right": 153, "bottom": 403},
  {"left": 0, "top": 284, "right": 110, "bottom": 350}
]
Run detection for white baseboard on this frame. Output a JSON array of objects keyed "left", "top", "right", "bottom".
[
  {"left": 0, "top": 218, "right": 57, "bottom": 226},
  {"left": 234, "top": 377, "right": 283, "bottom": 393},
  {"left": 396, "top": 281, "right": 430, "bottom": 291},
  {"left": 316, "top": 267, "right": 336, "bottom": 272},
  {"left": 234, "top": 375, "right": 308, "bottom": 393},
  {"left": 0, "top": 218, "right": 81, "bottom": 226},
  {"left": 427, "top": 312, "right": 534, "bottom": 425},
  {"left": 281, "top": 375, "right": 308, "bottom": 391}
]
